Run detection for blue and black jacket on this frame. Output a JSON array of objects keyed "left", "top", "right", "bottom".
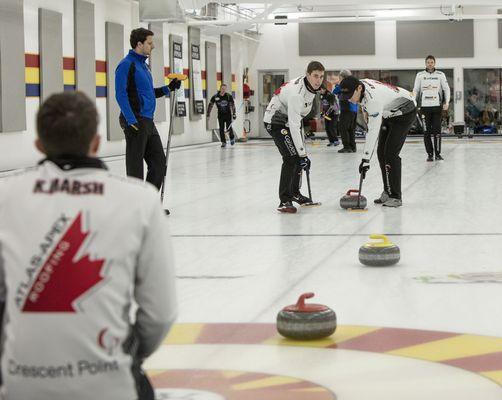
[
  {"left": 115, "top": 49, "right": 170, "bottom": 126},
  {"left": 333, "top": 84, "right": 358, "bottom": 114}
]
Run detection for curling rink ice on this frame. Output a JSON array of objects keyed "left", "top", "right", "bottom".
[{"left": 9, "top": 136, "right": 502, "bottom": 399}]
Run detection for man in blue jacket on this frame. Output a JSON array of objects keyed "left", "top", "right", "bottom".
[
  {"left": 333, "top": 69, "right": 358, "bottom": 153},
  {"left": 115, "top": 28, "right": 181, "bottom": 190}
]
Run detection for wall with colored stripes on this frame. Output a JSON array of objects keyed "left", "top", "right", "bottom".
[{"left": 0, "top": 0, "right": 248, "bottom": 171}]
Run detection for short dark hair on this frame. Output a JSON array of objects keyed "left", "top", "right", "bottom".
[
  {"left": 339, "top": 75, "right": 363, "bottom": 99},
  {"left": 130, "top": 28, "right": 154, "bottom": 49},
  {"left": 306, "top": 61, "right": 325, "bottom": 74},
  {"left": 220, "top": 83, "right": 227, "bottom": 88},
  {"left": 36, "top": 91, "right": 98, "bottom": 157},
  {"left": 425, "top": 55, "right": 436, "bottom": 62}
]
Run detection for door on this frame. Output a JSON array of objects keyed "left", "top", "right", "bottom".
[{"left": 258, "top": 70, "right": 289, "bottom": 137}]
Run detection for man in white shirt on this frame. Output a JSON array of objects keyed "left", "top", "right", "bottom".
[
  {"left": 413, "top": 55, "right": 451, "bottom": 161},
  {"left": 263, "top": 61, "right": 325, "bottom": 213},
  {"left": 340, "top": 76, "right": 417, "bottom": 207},
  {"left": 0, "top": 91, "right": 177, "bottom": 400}
]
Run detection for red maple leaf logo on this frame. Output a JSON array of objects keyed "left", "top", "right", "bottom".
[{"left": 22, "top": 212, "right": 105, "bottom": 312}]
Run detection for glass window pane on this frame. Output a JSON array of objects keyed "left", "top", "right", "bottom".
[{"left": 464, "top": 69, "right": 501, "bottom": 134}]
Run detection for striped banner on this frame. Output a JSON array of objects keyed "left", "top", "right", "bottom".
[{"left": 25, "top": 53, "right": 235, "bottom": 100}]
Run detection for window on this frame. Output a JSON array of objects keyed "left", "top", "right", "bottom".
[{"left": 464, "top": 69, "right": 501, "bottom": 134}]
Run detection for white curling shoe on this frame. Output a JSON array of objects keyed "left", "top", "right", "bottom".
[{"left": 382, "top": 197, "right": 402, "bottom": 207}]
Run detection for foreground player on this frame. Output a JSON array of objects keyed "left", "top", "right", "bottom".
[
  {"left": 0, "top": 92, "right": 177, "bottom": 400},
  {"left": 264, "top": 61, "right": 325, "bottom": 213},
  {"left": 340, "top": 76, "right": 417, "bottom": 207}
]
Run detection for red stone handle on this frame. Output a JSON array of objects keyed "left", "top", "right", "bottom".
[
  {"left": 346, "top": 189, "right": 359, "bottom": 196},
  {"left": 295, "top": 293, "right": 315, "bottom": 311}
]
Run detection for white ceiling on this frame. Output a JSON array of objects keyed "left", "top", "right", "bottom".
[{"left": 156, "top": 1, "right": 502, "bottom": 35}]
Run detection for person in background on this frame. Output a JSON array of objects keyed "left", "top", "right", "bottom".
[
  {"left": 334, "top": 69, "right": 358, "bottom": 153},
  {"left": 207, "top": 84, "right": 236, "bottom": 148},
  {"left": 413, "top": 55, "right": 451, "bottom": 161},
  {"left": 320, "top": 84, "right": 340, "bottom": 147}
]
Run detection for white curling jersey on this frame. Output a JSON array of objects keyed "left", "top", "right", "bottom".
[
  {"left": 263, "top": 76, "right": 317, "bottom": 157},
  {"left": 413, "top": 69, "right": 451, "bottom": 108},
  {"left": 360, "top": 79, "right": 417, "bottom": 160},
  {"left": 0, "top": 158, "right": 177, "bottom": 400}
]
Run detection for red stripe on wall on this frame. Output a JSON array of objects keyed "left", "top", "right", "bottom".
[
  {"left": 25, "top": 54, "right": 40, "bottom": 68},
  {"left": 232, "top": 73, "right": 236, "bottom": 82},
  {"left": 183, "top": 68, "right": 189, "bottom": 75},
  {"left": 63, "top": 57, "right": 75, "bottom": 70},
  {"left": 95, "top": 60, "right": 106, "bottom": 73},
  {"left": 201, "top": 70, "right": 206, "bottom": 80},
  {"left": 217, "top": 72, "right": 222, "bottom": 80}
]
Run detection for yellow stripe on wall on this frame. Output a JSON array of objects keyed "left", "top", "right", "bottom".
[
  {"left": 25, "top": 67, "right": 40, "bottom": 84},
  {"left": 95, "top": 72, "right": 106, "bottom": 86},
  {"left": 63, "top": 70, "right": 75, "bottom": 85}
]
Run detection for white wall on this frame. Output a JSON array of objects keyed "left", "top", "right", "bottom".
[
  {"left": 247, "top": 18, "right": 502, "bottom": 137},
  {"left": 0, "top": 0, "right": 246, "bottom": 171}
]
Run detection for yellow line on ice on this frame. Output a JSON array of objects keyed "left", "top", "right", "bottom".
[
  {"left": 163, "top": 323, "right": 205, "bottom": 345},
  {"left": 231, "top": 375, "right": 301, "bottom": 390},
  {"left": 388, "top": 334, "right": 502, "bottom": 361},
  {"left": 480, "top": 370, "right": 502, "bottom": 385}
]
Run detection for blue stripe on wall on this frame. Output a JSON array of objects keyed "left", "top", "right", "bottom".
[
  {"left": 26, "top": 84, "right": 40, "bottom": 97},
  {"left": 96, "top": 86, "right": 107, "bottom": 98}
]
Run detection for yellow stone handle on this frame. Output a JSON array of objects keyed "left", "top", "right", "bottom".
[{"left": 366, "top": 234, "right": 392, "bottom": 248}]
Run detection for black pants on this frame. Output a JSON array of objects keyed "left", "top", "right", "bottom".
[
  {"left": 421, "top": 106, "right": 442, "bottom": 156},
  {"left": 377, "top": 111, "right": 416, "bottom": 200},
  {"left": 339, "top": 111, "right": 357, "bottom": 151},
  {"left": 132, "top": 363, "right": 155, "bottom": 400},
  {"left": 218, "top": 113, "right": 235, "bottom": 143},
  {"left": 267, "top": 123, "right": 303, "bottom": 203},
  {"left": 123, "top": 118, "right": 166, "bottom": 190},
  {"left": 325, "top": 115, "right": 339, "bottom": 143}
]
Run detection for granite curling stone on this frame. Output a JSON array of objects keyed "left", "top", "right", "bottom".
[
  {"left": 277, "top": 293, "right": 337, "bottom": 340},
  {"left": 340, "top": 189, "right": 367, "bottom": 210},
  {"left": 359, "top": 234, "right": 400, "bottom": 267}
]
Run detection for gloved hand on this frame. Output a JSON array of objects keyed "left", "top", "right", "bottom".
[
  {"left": 232, "top": 113, "right": 236, "bottom": 120},
  {"left": 359, "top": 159, "right": 370, "bottom": 179},
  {"left": 168, "top": 78, "right": 182, "bottom": 91},
  {"left": 299, "top": 156, "right": 311, "bottom": 171}
]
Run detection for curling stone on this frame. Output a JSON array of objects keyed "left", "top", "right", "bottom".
[
  {"left": 359, "top": 234, "right": 400, "bottom": 267},
  {"left": 277, "top": 293, "right": 337, "bottom": 340},
  {"left": 340, "top": 189, "right": 367, "bottom": 210}
]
